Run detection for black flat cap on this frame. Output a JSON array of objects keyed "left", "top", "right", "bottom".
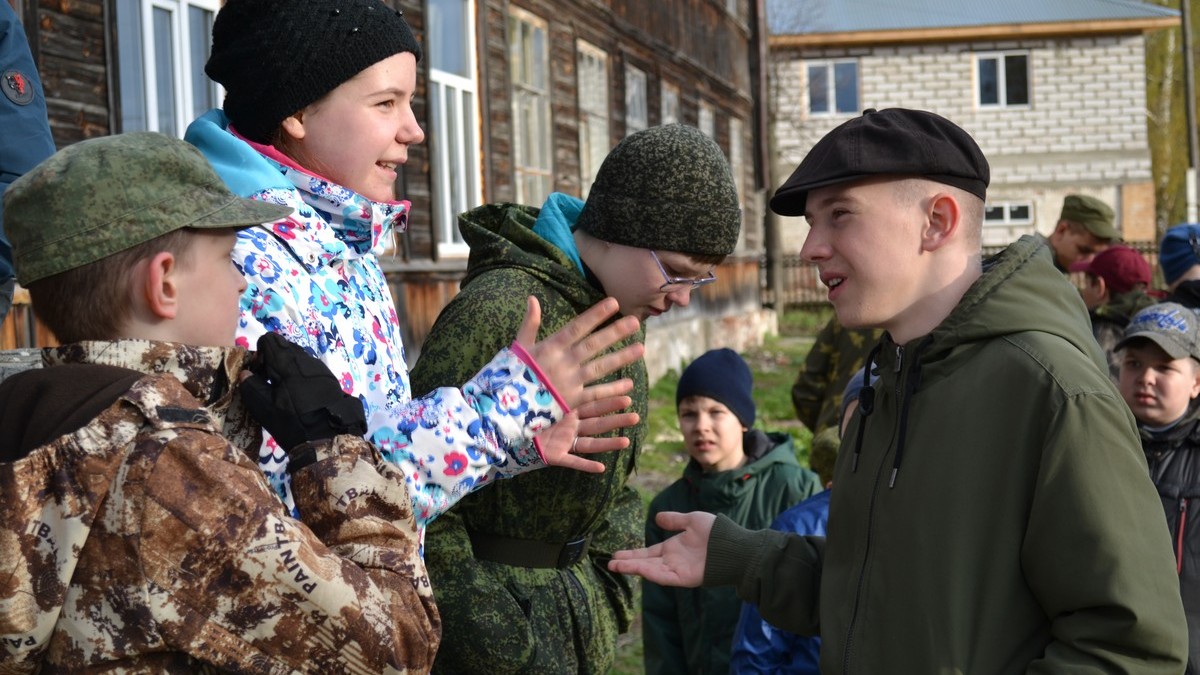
[{"left": 770, "top": 108, "right": 990, "bottom": 216}]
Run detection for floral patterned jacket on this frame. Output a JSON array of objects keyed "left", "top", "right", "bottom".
[{"left": 186, "top": 110, "right": 563, "bottom": 530}]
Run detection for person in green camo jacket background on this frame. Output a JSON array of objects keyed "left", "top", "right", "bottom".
[
  {"left": 410, "top": 123, "right": 741, "bottom": 674},
  {"left": 790, "top": 315, "right": 881, "bottom": 436}
]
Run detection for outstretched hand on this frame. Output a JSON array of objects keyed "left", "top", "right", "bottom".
[
  {"left": 607, "top": 511, "right": 715, "bottom": 587},
  {"left": 516, "top": 296, "right": 643, "bottom": 412},
  {"left": 534, "top": 382, "right": 640, "bottom": 473}
]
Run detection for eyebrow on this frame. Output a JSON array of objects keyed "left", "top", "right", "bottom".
[{"left": 804, "top": 191, "right": 859, "bottom": 218}]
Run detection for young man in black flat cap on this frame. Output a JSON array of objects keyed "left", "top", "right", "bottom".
[{"left": 609, "top": 108, "right": 1188, "bottom": 674}]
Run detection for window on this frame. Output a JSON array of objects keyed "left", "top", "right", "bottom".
[
  {"left": 976, "top": 51, "right": 1029, "bottom": 108},
  {"left": 428, "top": 0, "right": 482, "bottom": 255},
  {"left": 982, "top": 200, "right": 1034, "bottom": 246},
  {"left": 117, "top": 0, "right": 220, "bottom": 136},
  {"left": 577, "top": 41, "right": 610, "bottom": 196},
  {"left": 508, "top": 8, "right": 552, "bottom": 205},
  {"left": 625, "top": 65, "right": 648, "bottom": 135},
  {"left": 698, "top": 101, "right": 715, "bottom": 139},
  {"left": 729, "top": 116, "right": 746, "bottom": 250},
  {"left": 807, "top": 59, "right": 858, "bottom": 116},
  {"left": 661, "top": 81, "right": 680, "bottom": 125}
]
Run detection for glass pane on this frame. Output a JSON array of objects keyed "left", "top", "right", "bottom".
[
  {"left": 531, "top": 25, "right": 546, "bottom": 90},
  {"left": 833, "top": 62, "right": 858, "bottom": 113},
  {"left": 1005, "top": 54, "right": 1029, "bottom": 105},
  {"left": 1009, "top": 204, "right": 1030, "bottom": 221},
  {"left": 984, "top": 205, "right": 1005, "bottom": 222},
  {"left": 116, "top": 0, "right": 146, "bottom": 131},
  {"left": 462, "top": 88, "right": 479, "bottom": 220},
  {"left": 153, "top": 7, "right": 177, "bottom": 136},
  {"left": 429, "top": 0, "right": 469, "bottom": 76},
  {"left": 978, "top": 57, "right": 998, "bottom": 105},
  {"left": 188, "top": 6, "right": 214, "bottom": 118},
  {"left": 808, "top": 64, "right": 829, "bottom": 113},
  {"left": 662, "top": 86, "right": 679, "bottom": 125}
]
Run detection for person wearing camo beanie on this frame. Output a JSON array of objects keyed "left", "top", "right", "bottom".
[{"left": 410, "top": 123, "right": 743, "bottom": 674}]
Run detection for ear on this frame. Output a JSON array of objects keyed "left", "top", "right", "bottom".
[
  {"left": 142, "top": 251, "right": 181, "bottom": 320},
  {"left": 921, "top": 193, "right": 960, "bottom": 252},
  {"left": 1191, "top": 363, "right": 1200, "bottom": 400},
  {"left": 1094, "top": 276, "right": 1109, "bottom": 300},
  {"left": 281, "top": 111, "right": 307, "bottom": 141}
]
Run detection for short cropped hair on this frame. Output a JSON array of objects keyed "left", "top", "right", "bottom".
[{"left": 28, "top": 229, "right": 194, "bottom": 344}]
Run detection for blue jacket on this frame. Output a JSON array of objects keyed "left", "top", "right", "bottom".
[
  {"left": 0, "top": 3, "right": 55, "bottom": 281},
  {"left": 729, "top": 489, "right": 828, "bottom": 674}
]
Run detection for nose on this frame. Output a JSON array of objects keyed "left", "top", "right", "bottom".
[
  {"left": 800, "top": 226, "right": 829, "bottom": 264},
  {"left": 666, "top": 286, "right": 693, "bottom": 308},
  {"left": 399, "top": 106, "right": 425, "bottom": 146}
]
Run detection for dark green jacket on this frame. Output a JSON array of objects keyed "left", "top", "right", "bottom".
[
  {"left": 1090, "top": 288, "right": 1158, "bottom": 382},
  {"left": 643, "top": 431, "right": 819, "bottom": 675},
  {"left": 706, "top": 236, "right": 1189, "bottom": 674},
  {"left": 411, "top": 203, "right": 645, "bottom": 675}
]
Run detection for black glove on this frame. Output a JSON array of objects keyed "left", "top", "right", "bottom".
[{"left": 239, "top": 333, "right": 367, "bottom": 456}]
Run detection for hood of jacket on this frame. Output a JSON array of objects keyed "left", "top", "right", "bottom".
[
  {"left": 457, "top": 202, "right": 604, "bottom": 309},
  {"left": 1094, "top": 289, "right": 1158, "bottom": 325}
]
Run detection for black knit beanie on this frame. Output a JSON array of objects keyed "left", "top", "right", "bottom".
[
  {"left": 577, "top": 124, "right": 741, "bottom": 257},
  {"left": 675, "top": 348, "right": 755, "bottom": 428},
  {"left": 205, "top": 0, "right": 422, "bottom": 144}
]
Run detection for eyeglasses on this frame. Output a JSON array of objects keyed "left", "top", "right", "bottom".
[{"left": 649, "top": 250, "right": 716, "bottom": 293}]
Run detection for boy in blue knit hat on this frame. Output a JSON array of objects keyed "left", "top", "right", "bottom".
[{"left": 642, "top": 348, "right": 821, "bottom": 675}]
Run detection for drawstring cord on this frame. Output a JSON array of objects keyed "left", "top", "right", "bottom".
[
  {"left": 889, "top": 336, "right": 934, "bottom": 488},
  {"left": 850, "top": 343, "right": 883, "bottom": 473}
]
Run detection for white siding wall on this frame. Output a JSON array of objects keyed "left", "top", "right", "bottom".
[{"left": 770, "top": 34, "right": 1153, "bottom": 249}]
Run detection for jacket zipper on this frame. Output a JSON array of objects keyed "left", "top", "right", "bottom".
[
  {"left": 842, "top": 345, "right": 903, "bottom": 673},
  {"left": 1177, "top": 497, "right": 1189, "bottom": 575}
]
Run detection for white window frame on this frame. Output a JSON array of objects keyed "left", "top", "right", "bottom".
[
  {"left": 577, "top": 41, "right": 610, "bottom": 197},
  {"left": 975, "top": 50, "right": 1031, "bottom": 110},
  {"left": 698, "top": 101, "right": 714, "bottom": 139},
  {"left": 660, "top": 81, "right": 680, "bottom": 125},
  {"left": 982, "top": 200, "right": 1035, "bottom": 246},
  {"left": 624, "top": 65, "right": 647, "bottom": 135},
  {"left": 508, "top": 7, "right": 553, "bottom": 205},
  {"left": 428, "top": 0, "right": 482, "bottom": 257},
  {"left": 117, "top": 0, "right": 221, "bottom": 137},
  {"left": 806, "top": 59, "right": 858, "bottom": 117}
]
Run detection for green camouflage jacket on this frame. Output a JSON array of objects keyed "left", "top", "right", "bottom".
[
  {"left": 791, "top": 317, "right": 882, "bottom": 435},
  {"left": 411, "top": 203, "right": 645, "bottom": 675},
  {"left": 0, "top": 340, "right": 438, "bottom": 673}
]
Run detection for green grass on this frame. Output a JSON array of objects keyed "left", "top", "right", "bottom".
[{"left": 611, "top": 315, "right": 820, "bottom": 673}]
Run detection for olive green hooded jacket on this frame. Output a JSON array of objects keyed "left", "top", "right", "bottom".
[
  {"left": 705, "top": 236, "right": 1189, "bottom": 674},
  {"left": 411, "top": 203, "right": 645, "bottom": 675}
]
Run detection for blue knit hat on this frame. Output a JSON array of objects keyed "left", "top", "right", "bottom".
[
  {"left": 675, "top": 348, "right": 755, "bottom": 427},
  {"left": 1159, "top": 223, "right": 1200, "bottom": 287}
]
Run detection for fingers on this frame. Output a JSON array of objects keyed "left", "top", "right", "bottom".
[
  {"left": 574, "top": 412, "right": 639, "bottom": 441},
  {"left": 575, "top": 343, "right": 645, "bottom": 393},
  {"left": 514, "top": 296, "right": 542, "bottom": 349},
  {"left": 551, "top": 453, "right": 608, "bottom": 474},
  {"left": 570, "top": 434, "right": 631, "bottom": 454},
  {"left": 575, "top": 388, "right": 633, "bottom": 417},
  {"left": 610, "top": 542, "right": 664, "bottom": 561},
  {"left": 554, "top": 297, "right": 621, "bottom": 345}
]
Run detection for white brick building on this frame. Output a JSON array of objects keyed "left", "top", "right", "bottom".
[{"left": 767, "top": 0, "right": 1178, "bottom": 249}]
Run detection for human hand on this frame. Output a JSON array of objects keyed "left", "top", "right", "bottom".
[
  {"left": 239, "top": 333, "right": 367, "bottom": 453},
  {"left": 534, "top": 379, "right": 640, "bottom": 473},
  {"left": 516, "top": 296, "right": 644, "bottom": 411},
  {"left": 607, "top": 511, "right": 715, "bottom": 587}
]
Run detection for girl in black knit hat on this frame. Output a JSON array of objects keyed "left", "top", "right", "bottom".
[{"left": 180, "top": 0, "right": 648, "bottom": 648}]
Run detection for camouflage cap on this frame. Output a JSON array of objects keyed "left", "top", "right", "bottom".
[
  {"left": 4, "top": 132, "right": 291, "bottom": 284},
  {"left": 1059, "top": 194, "right": 1117, "bottom": 241},
  {"left": 576, "top": 124, "right": 741, "bottom": 258}
]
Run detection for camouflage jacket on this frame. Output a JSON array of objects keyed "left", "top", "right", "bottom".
[
  {"left": 0, "top": 341, "right": 438, "bottom": 674},
  {"left": 411, "top": 203, "right": 645, "bottom": 675},
  {"left": 791, "top": 317, "right": 882, "bottom": 435}
]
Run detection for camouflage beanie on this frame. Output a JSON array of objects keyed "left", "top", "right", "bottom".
[{"left": 576, "top": 124, "right": 741, "bottom": 257}]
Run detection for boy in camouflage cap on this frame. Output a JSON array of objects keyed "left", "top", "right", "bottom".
[
  {"left": 0, "top": 132, "right": 640, "bottom": 672},
  {"left": 1043, "top": 194, "right": 1118, "bottom": 272}
]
